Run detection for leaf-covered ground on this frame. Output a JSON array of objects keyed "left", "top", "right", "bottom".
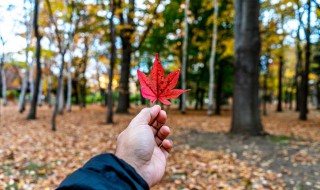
[{"left": 0, "top": 104, "right": 319, "bottom": 190}]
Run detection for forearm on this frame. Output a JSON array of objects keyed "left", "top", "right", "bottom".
[{"left": 57, "top": 154, "right": 149, "bottom": 190}]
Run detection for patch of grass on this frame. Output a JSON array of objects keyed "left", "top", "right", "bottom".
[
  {"left": 267, "top": 135, "right": 294, "bottom": 144},
  {"left": 0, "top": 163, "right": 14, "bottom": 176},
  {"left": 22, "top": 162, "right": 52, "bottom": 177}
]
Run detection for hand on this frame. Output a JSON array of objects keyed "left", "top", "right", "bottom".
[{"left": 115, "top": 105, "right": 173, "bottom": 187}]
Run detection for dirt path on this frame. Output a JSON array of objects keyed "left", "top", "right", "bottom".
[{"left": 176, "top": 130, "right": 320, "bottom": 189}]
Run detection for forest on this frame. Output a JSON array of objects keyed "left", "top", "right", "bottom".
[{"left": 0, "top": 0, "right": 319, "bottom": 189}]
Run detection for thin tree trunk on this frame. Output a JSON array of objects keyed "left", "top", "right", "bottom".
[
  {"left": 52, "top": 52, "right": 66, "bottom": 131},
  {"left": 107, "top": 0, "right": 116, "bottom": 123},
  {"left": 277, "top": 56, "right": 284, "bottom": 112},
  {"left": 317, "top": 81, "right": 320, "bottom": 110},
  {"left": 66, "top": 50, "right": 73, "bottom": 112},
  {"left": 37, "top": 77, "right": 44, "bottom": 106},
  {"left": 195, "top": 83, "right": 199, "bottom": 110},
  {"left": 58, "top": 75, "right": 64, "bottom": 114},
  {"left": 295, "top": 30, "right": 302, "bottom": 111},
  {"left": 230, "top": 0, "right": 264, "bottom": 135},
  {"left": 263, "top": 71, "right": 268, "bottom": 115},
  {"left": 95, "top": 59, "right": 105, "bottom": 106},
  {"left": 20, "top": 0, "right": 32, "bottom": 113},
  {"left": 19, "top": 70, "right": 28, "bottom": 112},
  {"left": 29, "top": 60, "right": 35, "bottom": 100},
  {"left": 200, "top": 89, "right": 205, "bottom": 110},
  {"left": 47, "top": 73, "right": 52, "bottom": 108},
  {"left": 27, "top": 0, "right": 42, "bottom": 120},
  {"left": 208, "top": 0, "right": 219, "bottom": 116},
  {"left": 299, "top": 0, "right": 311, "bottom": 120},
  {"left": 1, "top": 69, "right": 7, "bottom": 106},
  {"left": 215, "top": 65, "right": 223, "bottom": 115},
  {"left": 80, "top": 37, "right": 89, "bottom": 108},
  {"left": 181, "top": 0, "right": 189, "bottom": 114}
]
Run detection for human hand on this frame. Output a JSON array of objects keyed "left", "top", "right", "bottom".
[{"left": 115, "top": 105, "right": 172, "bottom": 187}]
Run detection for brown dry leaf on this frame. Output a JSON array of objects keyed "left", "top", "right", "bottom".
[{"left": 0, "top": 104, "right": 319, "bottom": 189}]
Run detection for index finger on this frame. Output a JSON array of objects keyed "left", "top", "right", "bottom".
[{"left": 150, "top": 110, "right": 167, "bottom": 135}]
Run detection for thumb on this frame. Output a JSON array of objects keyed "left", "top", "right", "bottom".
[{"left": 131, "top": 105, "right": 161, "bottom": 126}]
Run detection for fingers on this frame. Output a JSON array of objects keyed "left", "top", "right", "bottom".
[
  {"left": 155, "top": 125, "right": 170, "bottom": 146},
  {"left": 161, "top": 139, "right": 173, "bottom": 159},
  {"left": 131, "top": 105, "right": 161, "bottom": 126},
  {"left": 151, "top": 110, "right": 167, "bottom": 135}
]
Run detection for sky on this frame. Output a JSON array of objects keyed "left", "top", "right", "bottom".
[{"left": 0, "top": 0, "right": 26, "bottom": 54}]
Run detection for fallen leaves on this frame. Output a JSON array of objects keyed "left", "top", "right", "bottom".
[{"left": 0, "top": 104, "right": 319, "bottom": 189}]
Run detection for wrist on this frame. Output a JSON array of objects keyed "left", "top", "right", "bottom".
[{"left": 115, "top": 152, "right": 151, "bottom": 187}]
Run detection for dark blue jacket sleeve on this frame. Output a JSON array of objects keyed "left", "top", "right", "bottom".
[{"left": 56, "top": 154, "right": 149, "bottom": 190}]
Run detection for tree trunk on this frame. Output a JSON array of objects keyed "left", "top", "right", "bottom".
[
  {"left": 27, "top": 0, "right": 42, "bottom": 120},
  {"left": 19, "top": 70, "right": 28, "bottom": 112},
  {"left": 295, "top": 31, "right": 302, "bottom": 111},
  {"left": 52, "top": 52, "right": 66, "bottom": 131},
  {"left": 80, "top": 37, "right": 89, "bottom": 108},
  {"left": 20, "top": 0, "right": 32, "bottom": 113},
  {"left": 1, "top": 69, "right": 7, "bottom": 106},
  {"left": 37, "top": 77, "right": 44, "bottom": 106},
  {"left": 299, "top": 0, "right": 311, "bottom": 120},
  {"left": 66, "top": 50, "right": 73, "bottom": 112},
  {"left": 29, "top": 60, "right": 34, "bottom": 100},
  {"left": 181, "top": 0, "right": 190, "bottom": 114},
  {"left": 262, "top": 69, "right": 268, "bottom": 115},
  {"left": 230, "top": 0, "right": 264, "bottom": 135},
  {"left": 215, "top": 65, "right": 223, "bottom": 115},
  {"left": 58, "top": 75, "right": 64, "bottom": 114},
  {"left": 195, "top": 83, "right": 200, "bottom": 110},
  {"left": 317, "top": 81, "right": 320, "bottom": 110},
  {"left": 107, "top": 0, "right": 116, "bottom": 123},
  {"left": 116, "top": 38, "right": 131, "bottom": 114},
  {"left": 200, "top": 89, "right": 205, "bottom": 110},
  {"left": 47, "top": 73, "right": 52, "bottom": 108},
  {"left": 277, "top": 56, "right": 283, "bottom": 112},
  {"left": 208, "top": 0, "right": 219, "bottom": 116}
]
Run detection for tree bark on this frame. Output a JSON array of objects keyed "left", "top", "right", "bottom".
[
  {"left": 27, "top": 0, "right": 42, "bottom": 120},
  {"left": 19, "top": 70, "right": 28, "bottom": 112},
  {"left": 107, "top": 0, "right": 116, "bottom": 123},
  {"left": 58, "top": 74, "right": 64, "bottom": 114},
  {"left": 115, "top": 0, "right": 160, "bottom": 113},
  {"left": 29, "top": 60, "right": 35, "bottom": 100},
  {"left": 263, "top": 70, "right": 268, "bottom": 116},
  {"left": 317, "top": 81, "right": 320, "bottom": 110},
  {"left": 295, "top": 29, "right": 302, "bottom": 111},
  {"left": 215, "top": 65, "right": 223, "bottom": 115},
  {"left": 47, "top": 73, "right": 52, "bottom": 108},
  {"left": 230, "top": 0, "right": 264, "bottom": 135},
  {"left": 299, "top": 0, "right": 311, "bottom": 120},
  {"left": 208, "top": 0, "right": 219, "bottom": 116},
  {"left": 276, "top": 56, "right": 284, "bottom": 112},
  {"left": 80, "top": 37, "right": 89, "bottom": 108},
  {"left": 116, "top": 38, "right": 131, "bottom": 113},
  {"left": 20, "top": 0, "right": 33, "bottom": 113},
  {"left": 1, "top": 69, "right": 7, "bottom": 106},
  {"left": 52, "top": 52, "right": 66, "bottom": 131},
  {"left": 66, "top": 49, "right": 73, "bottom": 112},
  {"left": 37, "top": 77, "right": 44, "bottom": 106},
  {"left": 181, "top": 0, "right": 190, "bottom": 114}
]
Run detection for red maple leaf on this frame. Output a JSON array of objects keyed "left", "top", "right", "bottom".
[{"left": 137, "top": 54, "right": 190, "bottom": 105}]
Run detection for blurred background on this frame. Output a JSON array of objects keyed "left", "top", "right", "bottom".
[{"left": 0, "top": 0, "right": 319, "bottom": 189}]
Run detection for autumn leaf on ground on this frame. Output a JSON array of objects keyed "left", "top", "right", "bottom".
[{"left": 137, "top": 54, "right": 190, "bottom": 105}]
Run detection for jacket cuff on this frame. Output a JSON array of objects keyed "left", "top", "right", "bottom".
[{"left": 83, "top": 153, "right": 149, "bottom": 189}]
